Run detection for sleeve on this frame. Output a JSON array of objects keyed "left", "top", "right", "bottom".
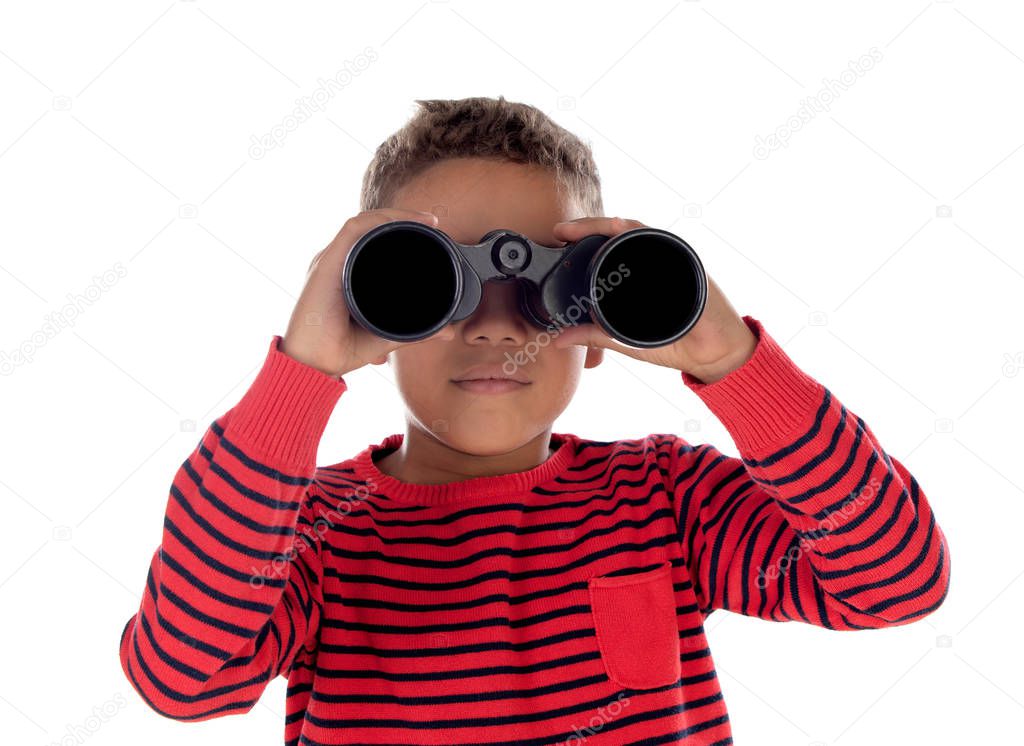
[
  {"left": 118, "top": 335, "right": 348, "bottom": 721},
  {"left": 662, "top": 315, "right": 951, "bottom": 630}
]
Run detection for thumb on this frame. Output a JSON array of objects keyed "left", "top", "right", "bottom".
[{"left": 553, "top": 323, "right": 606, "bottom": 350}]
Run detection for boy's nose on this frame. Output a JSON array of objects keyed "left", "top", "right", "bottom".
[{"left": 458, "top": 280, "right": 531, "bottom": 346}]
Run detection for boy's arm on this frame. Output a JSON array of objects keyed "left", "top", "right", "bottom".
[
  {"left": 118, "top": 335, "right": 347, "bottom": 720},
  {"left": 662, "top": 316, "right": 951, "bottom": 629}
]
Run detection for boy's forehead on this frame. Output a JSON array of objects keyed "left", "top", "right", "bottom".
[{"left": 390, "top": 158, "right": 580, "bottom": 246}]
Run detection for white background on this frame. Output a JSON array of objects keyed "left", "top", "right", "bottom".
[{"left": 1, "top": 1, "right": 1022, "bottom": 744}]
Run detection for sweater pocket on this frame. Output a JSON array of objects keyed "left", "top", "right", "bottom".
[{"left": 588, "top": 561, "right": 681, "bottom": 690}]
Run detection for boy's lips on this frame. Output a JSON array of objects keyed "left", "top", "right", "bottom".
[
  {"left": 451, "top": 363, "right": 532, "bottom": 395},
  {"left": 451, "top": 363, "right": 531, "bottom": 384},
  {"left": 451, "top": 379, "right": 529, "bottom": 394}
]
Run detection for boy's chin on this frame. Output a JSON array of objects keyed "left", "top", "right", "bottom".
[{"left": 427, "top": 424, "right": 540, "bottom": 455}]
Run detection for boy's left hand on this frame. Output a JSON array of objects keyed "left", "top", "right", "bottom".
[{"left": 550, "top": 217, "right": 758, "bottom": 384}]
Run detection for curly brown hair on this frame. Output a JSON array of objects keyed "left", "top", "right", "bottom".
[{"left": 359, "top": 95, "right": 603, "bottom": 217}]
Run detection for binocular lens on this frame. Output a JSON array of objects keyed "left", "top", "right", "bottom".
[
  {"left": 347, "top": 226, "right": 458, "bottom": 338},
  {"left": 591, "top": 233, "right": 704, "bottom": 347}
]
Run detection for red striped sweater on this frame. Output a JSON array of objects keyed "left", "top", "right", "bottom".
[{"left": 118, "top": 315, "right": 950, "bottom": 745}]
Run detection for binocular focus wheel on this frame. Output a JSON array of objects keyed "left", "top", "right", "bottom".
[{"left": 478, "top": 228, "right": 506, "bottom": 244}]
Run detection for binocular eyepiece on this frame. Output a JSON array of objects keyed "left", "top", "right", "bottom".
[{"left": 341, "top": 221, "right": 707, "bottom": 349}]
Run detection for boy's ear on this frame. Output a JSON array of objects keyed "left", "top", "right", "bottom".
[{"left": 583, "top": 346, "right": 603, "bottom": 369}]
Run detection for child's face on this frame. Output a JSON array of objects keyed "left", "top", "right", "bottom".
[{"left": 384, "top": 157, "right": 603, "bottom": 454}]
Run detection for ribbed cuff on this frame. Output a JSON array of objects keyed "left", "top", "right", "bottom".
[
  {"left": 681, "top": 316, "right": 824, "bottom": 456},
  {"left": 223, "top": 335, "right": 348, "bottom": 466}
]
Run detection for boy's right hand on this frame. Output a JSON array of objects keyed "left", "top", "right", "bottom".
[{"left": 281, "top": 209, "right": 455, "bottom": 378}]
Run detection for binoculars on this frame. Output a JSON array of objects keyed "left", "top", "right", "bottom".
[{"left": 341, "top": 220, "right": 707, "bottom": 348}]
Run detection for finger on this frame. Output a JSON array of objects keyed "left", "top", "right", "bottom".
[
  {"left": 352, "top": 209, "right": 440, "bottom": 238},
  {"left": 552, "top": 321, "right": 631, "bottom": 355},
  {"left": 314, "top": 210, "right": 440, "bottom": 279},
  {"left": 552, "top": 216, "right": 646, "bottom": 239},
  {"left": 368, "top": 207, "right": 440, "bottom": 225},
  {"left": 331, "top": 209, "right": 439, "bottom": 248},
  {"left": 419, "top": 325, "right": 456, "bottom": 344},
  {"left": 378, "top": 324, "right": 456, "bottom": 356}
]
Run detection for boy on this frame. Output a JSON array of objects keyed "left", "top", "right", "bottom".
[{"left": 118, "top": 96, "right": 950, "bottom": 745}]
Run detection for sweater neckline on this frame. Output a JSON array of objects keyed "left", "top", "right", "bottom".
[{"left": 352, "top": 432, "right": 578, "bottom": 505}]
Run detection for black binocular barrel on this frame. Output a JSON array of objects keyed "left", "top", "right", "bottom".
[
  {"left": 343, "top": 223, "right": 462, "bottom": 341},
  {"left": 586, "top": 228, "right": 706, "bottom": 348}
]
